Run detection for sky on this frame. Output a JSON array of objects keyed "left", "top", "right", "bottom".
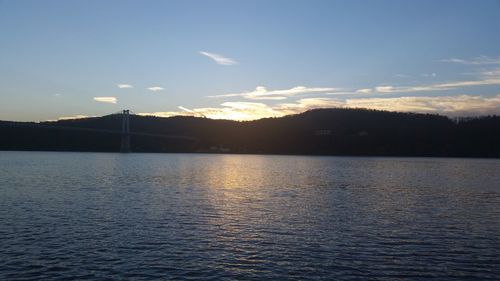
[{"left": 1, "top": 0, "right": 500, "bottom": 121}]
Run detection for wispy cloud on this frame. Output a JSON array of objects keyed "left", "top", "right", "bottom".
[
  {"left": 147, "top": 86, "right": 164, "bottom": 92},
  {"left": 45, "top": 115, "right": 93, "bottom": 122},
  {"left": 140, "top": 102, "right": 282, "bottom": 121},
  {"left": 138, "top": 111, "right": 192, "bottom": 118},
  {"left": 178, "top": 106, "right": 206, "bottom": 117},
  {"left": 421, "top": 73, "right": 437, "bottom": 77},
  {"left": 117, "top": 84, "right": 133, "bottom": 89},
  {"left": 356, "top": 88, "right": 372, "bottom": 94},
  {"left": 440, "top": 55, "right": 500, "bottom": 65},
  {"left": 178, "top": 106, "right": 195, "bottom": 113},
  {"left": 138, "top": 94, "right": 500, "bottom": 121},
  {"left": 56, "top": 115, "right": 91, "bottom": 120},
  {"left": 375, "top": 76, "right": 500, "bottom": 93},
  {"left": 93, "top": 97, "right": 117, "bottom": 104},
  {"left": 481, "top": 68, "right": 500, "bottom": 77},
  {"left": 209, "top": 86, "right": 339, "bottom": 100},
  {"left": 344, "top": 94, "right": 500, "bottom": 116},
  {"left": 141, "top": 106, "right": 208, "bottom": 118},
  {"left": 199, "top": 51, "right": 238, "bottom": 65}
]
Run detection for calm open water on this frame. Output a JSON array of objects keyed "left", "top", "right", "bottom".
[{"left": 0, "top": 152, "right": 499, "bottom": 280}]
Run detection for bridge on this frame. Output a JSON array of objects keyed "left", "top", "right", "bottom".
[{"left": 1, "top": 110, "right": 196, "bottom": 153}]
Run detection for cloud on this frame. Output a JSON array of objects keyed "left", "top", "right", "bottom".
[
  {"left": 209, "top": 86, "right": 339, "bottom": 100},
  {"left": 93, "top": 97, "right": 117, "bottom": 104},
  {"left": 56, "top": 115, "right": 91, "bottom": 120},
  {"left": 212, "top": 102, "right": 281, "bottom": 120},
  {"left": 344, "top": 94, "right": 500, "bottom": 116},
  {"left": 141, "top": 102, "right": 281, "bottom": 121},
  {"left": 480, "top": 68, "right": 500, "bottom": 77},
  {"left": 207, "top": 68, "right": 500, "bottom": 100},
  {"left": 138, "top": 111, "right": 192, "bottom": 118},
  {"left": 199, "top": 51, "right": 238, "bottom": 65},
  {"left": 138, "top": 94, "right": 500, "bottom": 121},
  {"left": 440, "top": 56, "right": 500, "bottom": 65},
  {"left": 117, "top": 84, "right": 133, "bottom": 89},
  {"left": 178, "top": 106, "right": 206, "bottom": 117},
  {"left": 356, "top": 88, "right": 372, "bottom": 94},
  {"left": 45, "top": 115, "right": 94, "bottom": 122},
  {"left": 147, "top": 86, "right": 164, "bottom": 92},
  {"left": 178, "top": 106, "right": 195, "bottom": 113},
  {"left": 421, "top": 73, "right": 437, "bottom": 77},
  {"left": 375, "top": 77, "right": 500, "bottom": 93}
]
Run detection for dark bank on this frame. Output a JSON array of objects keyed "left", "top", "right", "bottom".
[{"left": 1, "top": 108, "right": 499, "bottom": 157}]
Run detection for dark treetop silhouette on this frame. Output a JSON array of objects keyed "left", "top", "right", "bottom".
[{"left": 0, "top": 108, "right": 499, "bottom": 157}]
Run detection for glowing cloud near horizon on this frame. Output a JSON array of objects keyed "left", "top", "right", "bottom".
[{"left": 138, "top": 94, "right": 500, "bottom": 121}]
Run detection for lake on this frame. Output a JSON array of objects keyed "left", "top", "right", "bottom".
[{"left": 0, "top": 152, "right": 499, "bottom": 280}]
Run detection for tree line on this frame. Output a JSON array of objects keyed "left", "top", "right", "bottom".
[{"left": 1, "top": 108, "right": 499, "bottom": 157}]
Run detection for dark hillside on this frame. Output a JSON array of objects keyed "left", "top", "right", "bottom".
[{"left": 1, "top": 108, "right": 499, "bottom": 157}]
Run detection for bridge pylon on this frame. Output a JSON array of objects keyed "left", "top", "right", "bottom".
[{"left": 120, "top": 110, "right": 131, "bottom": 153}]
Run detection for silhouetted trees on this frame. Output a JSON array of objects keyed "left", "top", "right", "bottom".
[{"left": 1, "top": 108, "right": 499, "bottom": 157}]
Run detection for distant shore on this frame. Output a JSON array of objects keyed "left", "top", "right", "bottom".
[{"left": 1, "top": 108, "right": 499, "bottom": 158}]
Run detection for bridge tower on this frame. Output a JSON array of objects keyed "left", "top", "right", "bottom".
[{"left": 120, "top": 110, "right": 131, "bottom": 153}]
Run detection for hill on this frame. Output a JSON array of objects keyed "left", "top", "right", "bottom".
[{"left": 1, "top": 108, "right": 499, "bottom": 157}]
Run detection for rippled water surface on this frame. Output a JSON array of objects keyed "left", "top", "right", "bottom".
[{"left": 1, "top": 152, "right": 499, "bottom": 280}]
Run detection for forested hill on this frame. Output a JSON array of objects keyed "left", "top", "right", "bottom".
[{"left": 1, "top": 108, "right": 499, "bottom": 157}]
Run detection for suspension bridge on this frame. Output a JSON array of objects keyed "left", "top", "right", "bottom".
[{"left": 0, "top": 110, "right": 196, "bottom": 153}]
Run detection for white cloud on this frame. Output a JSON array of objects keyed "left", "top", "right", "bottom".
[
  {"left": 45, "top": 115, "right": 93, "bottom": 122},
  {"left": 178, "top": 106, "right": 206, "bottom": 117},
  {"left": 356, "top": 88, "right": 372, "bottom": 94},
  {"left": 117, "top": 84, "right": 133, "bottom": 89},
  {"left": 375, "top": 86, "right": 397, "bottom": 92},
  {"left": 209, "top": 86, "right": 339, "bottom": 100},
  {"left": 395, "top": 74, "right": 410, "bottom": 78},
  {"left": 344, "top": 94, "right": 500, "bottom": 116},
  {"left": 440, "top": 56, "right": 500, "bottom": 65},
  {"left": 178, "top": 106, "right": 195, "bottom": 113},
  {"left": 375, "top": 77, "right": 500, "bottom": 93},
  {"left": 147, "top": 86, "right": 164, "bottom": 92},
  {"left": 57, "top": 115, "right": 91, "bottom": 120},
  {"left": 138, "top": 94, "right": 500, "bottom": 121},
  {"left": 199, "top": 51, "right": 238, "bottom": 65},
  {"left": 93, "top": 97, "right": 117, "bottom": 104}
]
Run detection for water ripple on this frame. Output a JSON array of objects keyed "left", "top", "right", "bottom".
[{"left": 1, "top": 152, "right": 499, "bottom": 280}]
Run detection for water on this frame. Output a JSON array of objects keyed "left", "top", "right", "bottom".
[{"left": 0, "top": 152, "right": 499, "bottom": 280}]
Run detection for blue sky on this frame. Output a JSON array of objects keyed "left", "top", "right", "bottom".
[{"left": 1, "top": 0, "right": 499, "bottom": 121}]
